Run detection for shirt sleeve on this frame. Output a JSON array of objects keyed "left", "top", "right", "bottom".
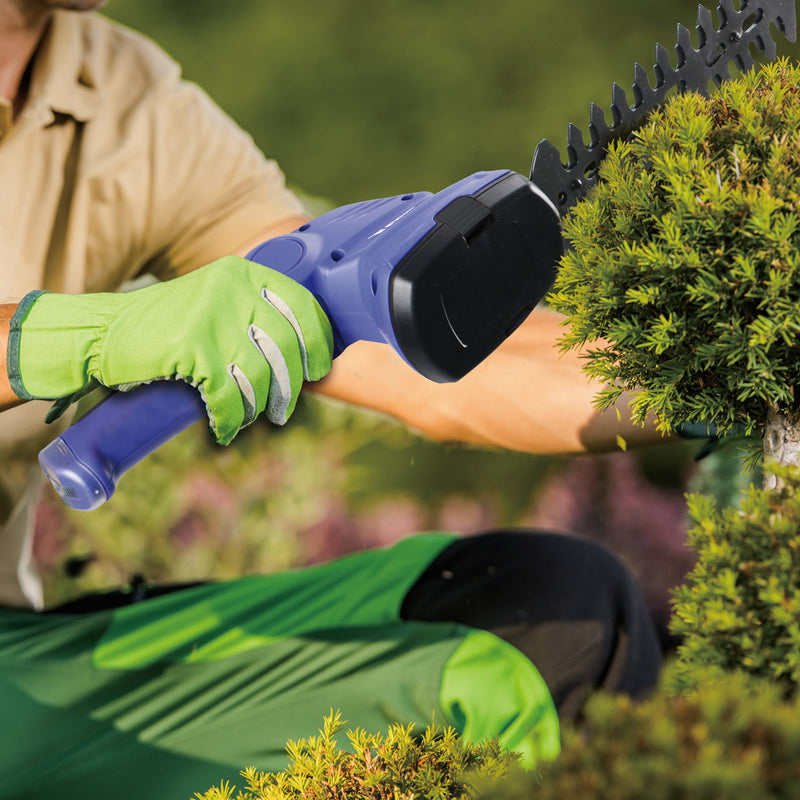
[{"left": 141, "top": 77, "right": 305, "bottom": 281}]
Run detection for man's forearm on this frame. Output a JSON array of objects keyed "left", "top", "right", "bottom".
[
  {"left": 311, "top": 307, "right": 666, "bottom": 455},
  {"left": 242, "top": 218, "right": 664, "bottom": 454},
  {"left": 0, "top": 304, "right": 24, "bottom": 411}
]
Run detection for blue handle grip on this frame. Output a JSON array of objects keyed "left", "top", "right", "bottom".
[{"left": 39, "top": 382, "right": 204, "bottom": 511}]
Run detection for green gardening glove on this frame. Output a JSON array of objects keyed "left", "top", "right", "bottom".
[{"left": 8, "top": 256, "right": 334, "bottom": 445}]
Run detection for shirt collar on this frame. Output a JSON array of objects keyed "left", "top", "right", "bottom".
[{"left": 26, "top": 10, "right": 102, "bottom": 125}]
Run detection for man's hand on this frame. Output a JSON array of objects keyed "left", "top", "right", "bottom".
[{"left": 8, "top": 256, "right": 334, "bottom": 444}]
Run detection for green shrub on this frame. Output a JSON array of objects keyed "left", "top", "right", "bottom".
[
  {"left": 194, "top": 711, "right": 521, "bottom": 800},
  {"left": 477, "top": 669, "right": 800, "bottom": 800},
  {"left": 669, "top": 464, "right": 800, "bottom": 695},
  {"left": 548, "top": 58, "right": 800, "bottom": 463}
]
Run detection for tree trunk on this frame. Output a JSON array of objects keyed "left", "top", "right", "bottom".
[{"left": 762, "top": 404, "right": 800, "bottom": 490}]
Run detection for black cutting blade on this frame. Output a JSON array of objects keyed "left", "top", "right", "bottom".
[{"left": 531, "top": 0, "right": 798, "bottom": 217}]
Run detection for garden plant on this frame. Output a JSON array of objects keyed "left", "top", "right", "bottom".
[
  {"left": 549, "top": 58, "right": 800, "bottom": 488},
  {"left": 194, "top": 711, "right": 521, "bottom": 800}
]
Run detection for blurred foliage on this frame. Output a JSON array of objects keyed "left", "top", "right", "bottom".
[
  {"left": 37, "top": 0, "right": 784, "bottom": 602},
  {"left": 38, "top": 394, "right": 559, "bottom": 604},
  {"left": 670, "top": 464, "right": 800, "bottom": 696},
  {"left": 478, "top": 667, "right": 800, "bottom": 800}
]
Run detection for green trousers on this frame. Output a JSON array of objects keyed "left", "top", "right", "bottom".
[{"left": 0, "top": 533, "right": 559, "bottom": 800}]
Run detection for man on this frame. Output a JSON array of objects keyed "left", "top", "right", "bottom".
[
  {"left": 0, "top": 1, "right": 664, "bottom": 796},
  {"left": 0, "top": 0, "right": 659, "bottom": 607}
]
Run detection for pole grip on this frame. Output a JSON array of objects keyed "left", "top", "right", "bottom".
[{"left": 38, "top": 381, "right": 205, "bottom": 511}]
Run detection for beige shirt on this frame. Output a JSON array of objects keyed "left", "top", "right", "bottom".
[{"left": 0, "top": 10, "right": 305, "bottom": 606}]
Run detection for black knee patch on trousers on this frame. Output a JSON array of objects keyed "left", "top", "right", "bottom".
[{"left": 400, "top": 530, "right": 663, "bottom": 720}]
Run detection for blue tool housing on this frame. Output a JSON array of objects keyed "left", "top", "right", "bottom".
[{"left": 38, "top": 169, "right": 562, "bottom": 510}]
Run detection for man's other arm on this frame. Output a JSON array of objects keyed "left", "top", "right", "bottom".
[
  {"left": 239, "top": 222, "right": 662, "bottom": 455},
  {"left": 310, "top": 306, "right": 664, "bottom": 455}
]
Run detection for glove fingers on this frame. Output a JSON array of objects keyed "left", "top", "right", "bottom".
[
  {"left": 260, "top": 279, "right": 333, "bottom": 382},
  {"left": 247, "top": 323, "right": 297, "bottom": 425},
  {"left": 226, "top": 363, "right": 258, "bottom": 429},
  {"left": 208, "top": 310, "right": 305, "bottom": 442},
  {"left": 224, "top": 333, "right": 296, "bottom": 430},
  {"left": 261, "top": 288, "right": 310, "bottom": 380}
]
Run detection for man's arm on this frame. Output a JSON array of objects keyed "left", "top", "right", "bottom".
[
  {"left": 237, "top": 220, "right": 663, "bottom": 455},
  {"left": 310, "top": 306, "right": 664, "bottom": 455},
  {"left": 1, "top": 214, "right": 661, "bottom": 455},
  {"left": 232, "top": 216, "right": 311, "bottom": 259}
]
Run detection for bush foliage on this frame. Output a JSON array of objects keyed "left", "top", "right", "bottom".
[
  {"left": 194, "top": 711, "right": 520, "bottom": 800},
  {"left": 670, "top": 464, "right": 800, "bottom": 695},
  {"left": 198, "top": 672, "right": 800, "bottom": 800},
  {"left": 479, "top": 669, "right": 800, "bottom": 800},
  {"left": 549, "top": 59, "right": 800, "bottom": 439}
]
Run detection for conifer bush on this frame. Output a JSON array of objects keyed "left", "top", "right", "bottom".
[
  {"left": 477, "top": 669, "right": 800, "bottom": 800},
  {"left": 547, "top": 58, "right": 800, "bottom": 480},
  {"left": 669, "top": 464, "right": 800, "bottom": 695},
  {"left": 193, "top": 711, "right": 521, "bottom": 800}
]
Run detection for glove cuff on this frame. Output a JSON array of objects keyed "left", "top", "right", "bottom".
[
  {"left": 9, "top": 290, "right": 118, "bottom": 400},
  {"left": 8, "top": 290, "right": 48, "bottom": 400}
]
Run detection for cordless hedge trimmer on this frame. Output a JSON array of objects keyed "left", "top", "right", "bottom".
[{"left": 40, "top": 0, "right": 797, "bottom": 510}]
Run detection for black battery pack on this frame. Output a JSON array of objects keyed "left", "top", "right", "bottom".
[{"left": 388, "top": 171, "right": 563, "bottom": 382}]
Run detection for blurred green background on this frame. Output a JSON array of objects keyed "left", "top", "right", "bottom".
[
  {"left": 104, "top": 0, "right": 716, "bottom": 203},
  {"left": 36, "top": 0, "right": 794, "bottom": 624}
]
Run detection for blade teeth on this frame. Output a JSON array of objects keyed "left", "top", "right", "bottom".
[
  {"left": 567, "top": 122, "right": 585, "bottom": 151},
  {"left": 654, "top": 42, "right": 674, "bottom": 85},
  {"left": 738, "top": 45, "right": 758, "bottom": 70},
  {"left": 717, "top": 0, "right": 737, "bottom": 24},
  {"left": 633, "top": 62, "right": 652, "bottom": 91},
  {"left": 676, "top": 22, "right": 695, "bottom": 63},
  {"left": 705, "top": 0, "right": 797, "bottom": 72},
  {"left": 589, "top": 102, "right": 609, "bottom": 147},
  {"left": 696, "top": 4, "right": 715, "bottom": 46},
  {"left": 611, "top": 82, "right": 631, "bottom": 129},
  {"left": 633, "top": 63, "right": 652, "bottom": 108},
  {"left": 755, "top": 32, "right": 775, "bottom": 61},
  {"left": 530, "top": 138, "right": 570, "bottom": 209},
  {"left": 531, "top": 138, "right": 563, "bottom": 173},
  {"left": 781, "top": 0, "right": 798, "bottom": 42},
  {"left": 563, "top": 123, "right": 581, "bottom": 169}
]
